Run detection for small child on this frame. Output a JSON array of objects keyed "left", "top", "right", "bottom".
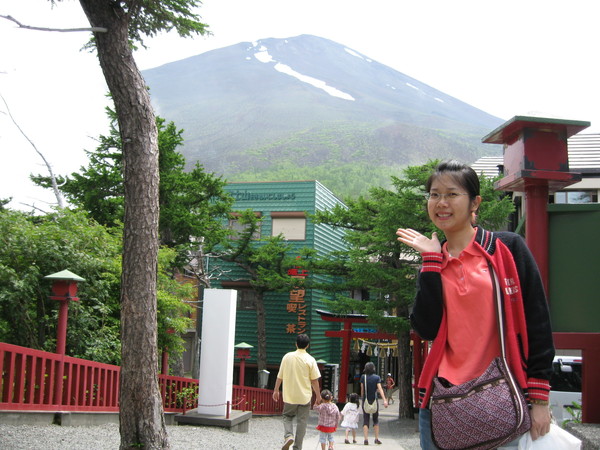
[
  {"left": 340, "top": 393, "right": 360, "bottom": 444},
  {"left": 314, "top": 389, "right": 341, "bottom": 450}
]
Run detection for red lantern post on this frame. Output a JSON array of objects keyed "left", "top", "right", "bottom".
[
  {"left": 482, "top": 116, "right": 589, "bottom": 293},
  {"left": 483, "top": 116, "right": 600, "bottom": 423},
  {"left": 44, "top": 269, "right": 85, "bottom": 405},
  {"left": 44, "top": 270, "right": 85, "bottom": 355},
  {"left": 234, "top": 342, "right": 253, "bottom": 387}
]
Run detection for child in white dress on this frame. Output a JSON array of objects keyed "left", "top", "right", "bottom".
[{"left": 340, "top": 393, "right": 360, "bottom": 444}]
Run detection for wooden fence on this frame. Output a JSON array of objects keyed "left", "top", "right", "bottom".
[{"left": 0, "top": 342, "right": 282, "bottom": 415}]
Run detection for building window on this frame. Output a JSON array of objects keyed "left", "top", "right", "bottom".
[
  {"left": 237, "top": 289, "right": 257, "bottom": 310},
  {"left": 221, "top": 282, "right": 257, "bottom": 310},
  {"left": 554, "top": 191, "right": 597, "bottom": 204},
  {"left": 271, "top": 212, "right": 306, "bottom": 240},
  {"left": 228, "top": 212, "right": 261, "bottom": 239}
]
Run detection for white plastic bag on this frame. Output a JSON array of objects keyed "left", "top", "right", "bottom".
[{"left": 517, "top": 424, "right": 581, "bottom": 450}]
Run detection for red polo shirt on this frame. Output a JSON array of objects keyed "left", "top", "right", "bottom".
[{"left": 438, "top": 236, "right": 500, "bottom": 384}]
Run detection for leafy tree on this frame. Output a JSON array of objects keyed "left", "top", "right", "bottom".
[
  {"left": 308, "top": 161, "right": 514, "bottom": 419},
  {"left": 0, "top": 208, "right": 194, "bottom": 368},
  {"left": 156, "top": 247, "right": 193, "bottom": 359},
  {"left": 0, "top": 208, "right": 122, "bottom": 361},
  {"left": 219, "top": 210, "right": 303, "bottom": 372}
]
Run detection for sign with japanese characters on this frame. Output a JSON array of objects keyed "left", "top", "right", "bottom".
[{"left": 286, "top": 267, "right": 308, "bottom": 334}]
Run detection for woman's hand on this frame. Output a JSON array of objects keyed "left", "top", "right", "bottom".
[
  {"left": 529, "top": 404, "right": 552, "bottom": 440},
  {"left": 396, "top": 228, "right": 441, "bottom": 253}
]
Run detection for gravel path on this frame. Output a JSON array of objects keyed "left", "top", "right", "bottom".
[
  {"left": 0, "top": 410, "right": 421, "bottom": 449},
  {"left": 1, "top": 416, "right": 282, "bottom": 449}
]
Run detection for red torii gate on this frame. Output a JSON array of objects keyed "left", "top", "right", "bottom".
[{"left": 317, "top": 309, "right": 427, "bottom": 406}]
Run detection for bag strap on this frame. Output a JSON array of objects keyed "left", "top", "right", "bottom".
[
  {"left": 489, "top": 263, "right": 507, "bottom": 358},
  {"left": 489, "top": 263, "right": 529, "bottom": 425}
]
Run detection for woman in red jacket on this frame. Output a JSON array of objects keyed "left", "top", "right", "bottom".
[{"left": 396, "top": 160, "right": 554, "bottom": 449}]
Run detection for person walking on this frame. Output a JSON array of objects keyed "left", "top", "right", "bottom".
[
  {"left": 340, "top": 393, "right": 360, "bottom": 444},
  {"left": 314, "top": 389, "right": 341, "bottom": 450},
  {"left": 396, "top": 160, "right": 554, "bottom": 449},
  {"left": 273, "top": 334, "right": 322, "bottom": 450},
  {"left": 384, "top": 373, "right": 395, "bottom": 404},
  {"left": 360, "top": 362, "right": 388, "bottom": 445}
]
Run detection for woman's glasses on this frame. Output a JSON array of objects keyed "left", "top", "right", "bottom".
[{"left": 426, "top": 192, "right": 469, "bottom": 202}]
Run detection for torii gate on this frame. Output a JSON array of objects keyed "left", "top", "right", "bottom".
[{"left": 317, "top": 309, "right": 427, "bottom": 406}]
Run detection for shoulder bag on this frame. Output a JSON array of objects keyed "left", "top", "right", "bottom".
[
  {"left": 430, "top": 266, "right": 531, "bottom": 450},
  {"left": 362, "top": 375, "right": 378, "bottom": 414}
]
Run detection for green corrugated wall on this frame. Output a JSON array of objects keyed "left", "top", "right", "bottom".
[{"left": 212, "top": 181, "right": 345, "bottom": 367}]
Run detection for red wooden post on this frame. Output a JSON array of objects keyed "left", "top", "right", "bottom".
[
  {"left": 338, "top": 319, "right": 352, "bottom": 402},
  {"left": 234, "top": 342, "right": 253, "bottom": 387},
  {"left": 44, "top": 270, "right": 84, "bottom": 405},
  {"left": 524, "top": 179, "right": 550, "bottom": 291},
  {"left": 161, "top": 351, "right": 169, "bottom": 375},
  {"left": 554, "top": 333, "right": 600, "bottom": 423},
  {"left": 411, "top": 331, "right": 423, "bottom": 409}
]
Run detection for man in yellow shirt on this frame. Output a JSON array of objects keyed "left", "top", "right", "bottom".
[{"left": 273, "top": 334, "right": 322, "bottom": 450}]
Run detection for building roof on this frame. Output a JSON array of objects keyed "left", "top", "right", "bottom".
[
  {"left": 471, "top": 156, "right": 504, "bottom": 178},
  {"left": 472, "top": 133, "right": 600, "bottom": 178},
  {"left": 568, "top": 133, "right": 600, "bottom": 172}
]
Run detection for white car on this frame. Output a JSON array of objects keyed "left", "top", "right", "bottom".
[{"left": 549, "top": 356, "right": 582, "bottom": 423}]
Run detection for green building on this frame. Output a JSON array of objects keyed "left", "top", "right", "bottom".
[{"left": 211, "top": 180, "right": 347, "bottom": 387}]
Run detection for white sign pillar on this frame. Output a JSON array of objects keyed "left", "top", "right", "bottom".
[{"left": 197, "top": 289, "right": 237, "bottom": 416}]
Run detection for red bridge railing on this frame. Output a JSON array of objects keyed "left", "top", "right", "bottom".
[{"left": 0, "top": 342, "right": 282, "bottom": 415}]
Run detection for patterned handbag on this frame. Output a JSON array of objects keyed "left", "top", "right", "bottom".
[{"left": 430, "top": 268, "right": 531, "bottom": 450}]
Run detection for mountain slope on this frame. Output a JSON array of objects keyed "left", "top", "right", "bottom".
[{"left": 142, "top": 35, "right": 502, "bottom": 198}]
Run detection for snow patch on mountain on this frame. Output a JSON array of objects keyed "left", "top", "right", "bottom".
[{"left": 253, "top": 45, "right": 355, "bottom": 101}]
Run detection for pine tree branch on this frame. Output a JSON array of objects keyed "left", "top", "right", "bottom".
[
  {"left": 0, "top": 14, "right": 107, "bottom": 33},
  {"left": 1, "top": 93, "right": 65, "bottom": 208}
]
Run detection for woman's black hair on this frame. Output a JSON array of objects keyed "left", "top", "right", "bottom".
[
  {"left": 425, "top": 160, "right": 480, "bottom": 201},
  {"left": 349, "top": 392, "right": 359, "bottom": 405},
  {"left": 364, "top": 361, "right": 376, "bottom": 375},
  {"left": 321, "top": 389, "right": 333, "bottom": 401}
]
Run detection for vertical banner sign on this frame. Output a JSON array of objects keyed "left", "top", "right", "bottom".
[{"left": 286, "top": 267, "right": 309, "bottom": 334}]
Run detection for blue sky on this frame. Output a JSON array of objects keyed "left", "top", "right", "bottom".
[{"left": 1, "top": 0, "right": 599, "bottom": 210}]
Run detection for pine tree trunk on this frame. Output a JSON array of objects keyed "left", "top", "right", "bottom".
[
  {"left": 255, "top": 291, "right": 267, "bottom": 372},
  {"left": 397, "top": 329, "right": 415, "bottom": 419},
  {"left": 78, "top": 1, "right": 168, "bottom": 448}
]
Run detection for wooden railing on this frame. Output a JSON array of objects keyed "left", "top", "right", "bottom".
[{"left": 0, "top": 342, "right": 282, "bottom": 415}]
